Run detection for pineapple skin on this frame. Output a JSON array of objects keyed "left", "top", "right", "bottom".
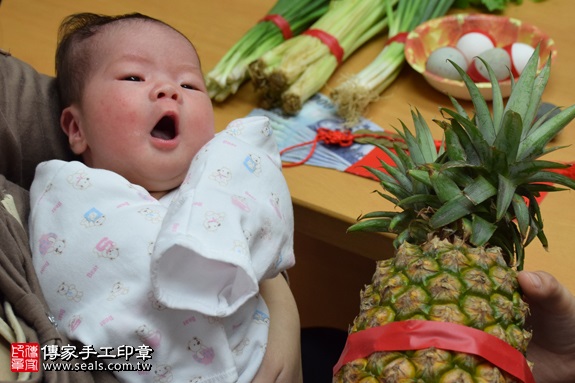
[{"left": 333, "top": 236, "right": 530, "bottom": 383}]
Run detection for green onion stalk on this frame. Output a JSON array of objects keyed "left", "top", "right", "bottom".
[
  {"left": 205, "top": 0, "right": 330, "bottom": 102},
  {"left": 249, "top": 0, "right": 397, "bottom": 115},
  {"left": 331, "top": 0, "right": 455, "bottom": 126}
]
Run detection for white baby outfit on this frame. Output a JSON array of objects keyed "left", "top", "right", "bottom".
[{"left": 29, "top": 116, "right": 295, "bottom": 383}]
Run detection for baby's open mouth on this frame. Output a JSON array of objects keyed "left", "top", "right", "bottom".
[{"left": 151, "top": 115, "right": 177, "bottom": 140}]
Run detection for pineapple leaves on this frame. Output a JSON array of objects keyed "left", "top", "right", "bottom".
[
  {"left": 504, "top": 45, "right": 541, "bottom": 131},
  {"left": 484, "top": 59, "right": 504, "bottom": 132},
  {"left": 429, "top": 169, "right": 460, "bottom": 203},
  {"left": 449, "top": 95, "right": 469, "bottom": 120},
  {"left": 429, "top": 194, "right": 474, "bottom": 229},
  {"left": 429, "top": 176, "right": 496, "bottom": 228},
  {"left": 448, "top": 59, "right": 495, "bottom": 143},
  {"left": 360, "top": 211, "right": 398, "bottom": 219},
  {"left": 378, "top": 159, "right": 413, "bottom": 193},
  {"left": 523, "top": 59, "right": 551, "bottom": 137},
  {"left": 348, "top": 47, "right": 575, "bottom": 268},
  {"left": 397, "top": 194, "right": 441, "bottom": 210},
  {"left": 407, "top": 169, "right": 432, "bottom": 187},
  {"left": 512, "top": 226, "right": 525, "bottom": 271},
  {"left": 493, "top": 110, "right": 522, "bottom": 165},
  {"left": 370, "top": 142, "right": 407, "bottom": 174},
  {"left": 348, "top": 218, "right": 391, "bottom": 233},
  {"left": 511, "top": 193, "right": 530, "bottom": 239},
  {"left": 470, "top": 214, "right": 497, "bottom": 247},
  {"left": 442, "top": 123, "right": 467, "bottom": 162},
  {"left": 393, "top": 141, "right": 416, "bottom": 171},
  {"left": 462, "top": 175, "right": 497, "bottom": 205},
  {"left": 397, "top": 120, "right": 427, "bottom": 166},
  {"left": 411, "top": 108, "right": 438, "bottom": 163},
  {"left": 525, "top": 170, "right": 575, "bottom": 190},
  {"left": 496, "top": 175, "right": 515, "bottom": 222},
  {"left": 440, "top": 108, "right": 490, "bottom": 166},
  {"left": 510, "top": 160, "right": 571, "bottom": 179},
  {"left": 390, "top": 211, "right": 413, "bottom": 231},
  {"left": 517, "top": 104, "right": 575, "bottom": 160},
  {"left": 530, "top": 104, "right": 561, "bottom": 133}
]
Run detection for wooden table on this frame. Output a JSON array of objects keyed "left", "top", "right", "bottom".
[{"left": 2, "top": 0, "right": 574, "bottom": 329}]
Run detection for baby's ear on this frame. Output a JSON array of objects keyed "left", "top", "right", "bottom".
[{"left": 61, "top": 106, "right": 87, "bottom": 155}]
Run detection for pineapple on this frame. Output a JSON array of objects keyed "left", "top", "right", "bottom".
[{"left": 334, "top": 47, "right": 575, "bottom": 382}]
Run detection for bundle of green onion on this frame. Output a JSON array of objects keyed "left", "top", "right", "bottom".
[
  {"left": 249, "top": 0, "right": 396, "bottom": 114},
  {"left": 331, "top": 0, "right": 455, "bottom": 126},
  {"left": 205, "top": 0, "right": 330, "bottom": 102}
]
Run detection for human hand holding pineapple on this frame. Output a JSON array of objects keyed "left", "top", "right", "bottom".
[{"left": 518, "top": 270, "right": 575, "bottom": 383}]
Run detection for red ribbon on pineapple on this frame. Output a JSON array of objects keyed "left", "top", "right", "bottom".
[{"left": 333, "top": 320, "right": 535, "bottom": 383}]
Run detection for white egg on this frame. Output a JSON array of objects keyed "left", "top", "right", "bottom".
[
  {"left": 504, "top": 42, "right": 537, "bottom": 77},
  {"left": 426, "top": 46, "right": 468, "bottom": 80},
  {"left": 467, "top": 48, "right": 511, "bottom": 82},
  {"left": 456, "top": 31, "right": 495, "bottom": 63}
]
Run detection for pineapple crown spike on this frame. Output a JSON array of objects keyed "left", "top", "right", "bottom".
[{"left": 350, "top": 45, "right": 575, "bottom": 270}]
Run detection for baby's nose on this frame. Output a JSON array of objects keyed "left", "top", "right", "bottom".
[{"left": 154, "top": 83, "right": 180, "bottom": 100}]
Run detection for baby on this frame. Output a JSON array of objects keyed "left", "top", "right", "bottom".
[{"left": 29, "top": 12, "right": 295, "bottom": 383}]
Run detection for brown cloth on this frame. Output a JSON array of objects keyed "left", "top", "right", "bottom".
[
  {"left": 1, "top": 50, "right": 119, "bottom": 382},
  {"left": 0, "top": 176, "right": 120, "bottom": 382},
  {"left": 0, "top": 50, "right": 75, "bottom": 190}
]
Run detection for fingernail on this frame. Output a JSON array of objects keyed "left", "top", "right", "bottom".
[{"left": 526, "top": 271, "right": 542, "bottom": 288}]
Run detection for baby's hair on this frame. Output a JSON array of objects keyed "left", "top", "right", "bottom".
[{"left": 55, "top": 12, "right": 195, "bottom": 108}]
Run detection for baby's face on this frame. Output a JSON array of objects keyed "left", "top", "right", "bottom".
[{"left": 67, "top": 21, "right": 215, "bottom": 197}]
